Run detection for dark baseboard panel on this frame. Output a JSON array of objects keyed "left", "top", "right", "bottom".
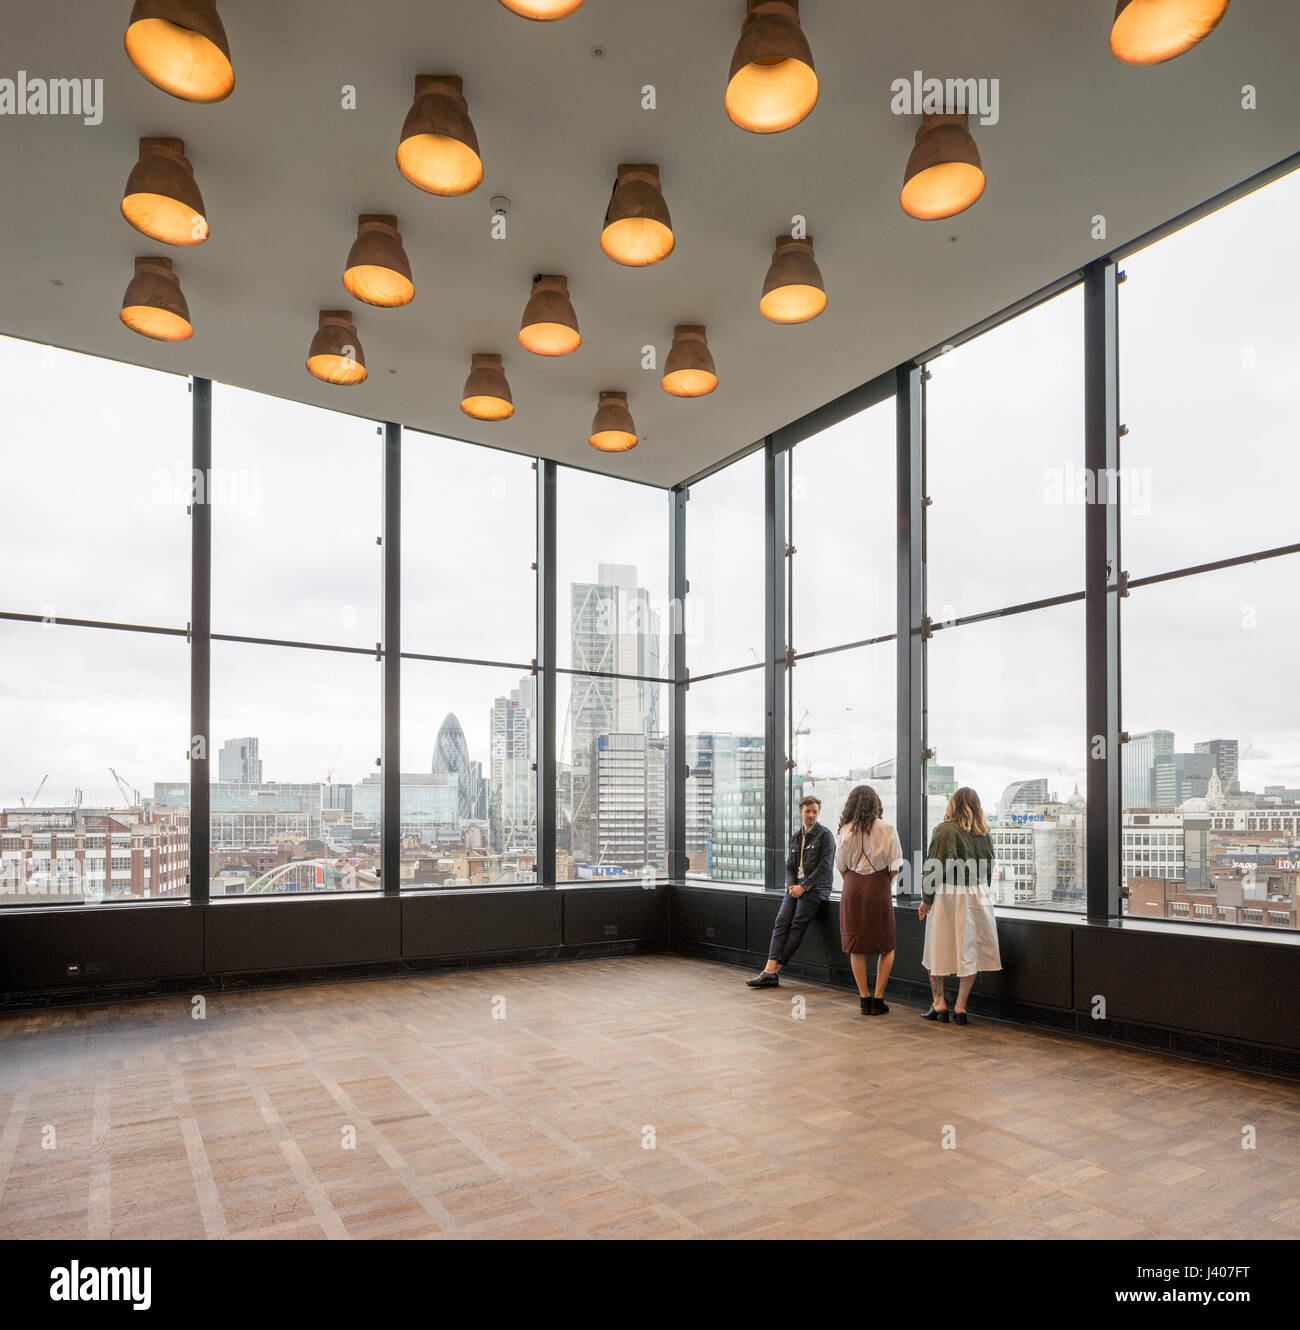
[{"left": 0, "top": 939, "right": 659, "bottom": 1013}]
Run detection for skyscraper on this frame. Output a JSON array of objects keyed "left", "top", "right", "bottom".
[
  {"left": 1122, "top": 730, "right": 1174, "bottom": 809},
  {"left": 432, "top": 714, "right": 475, "bottom": 822},
  {"left": 489, "top": 678, "right": 536, "bottom": 853},
  {"left": 1195, "top": 738, "right": 1240, "bottom": 792},
  {"left": 218, "top": 737, "right": 262, "bottom": 784},
  {"left": 568, "top": 565, "right": 661, "bottom": 862}
]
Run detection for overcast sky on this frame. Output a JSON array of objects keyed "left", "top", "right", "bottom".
[{"left": 2, "top": 169, "right": 1298, "bottom": 814}]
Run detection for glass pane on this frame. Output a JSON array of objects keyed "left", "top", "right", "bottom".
[
  {"left": 790, "top": 645, "right": 895, "bottom": 891},
  {"left": 927, "top": 602, "right": 1087, "bottom": 912},
  {"left": 0, "top": 335, "right": 190, "bottom": 626},
  {"left": 791, "top": 396, "right": 895, "bottom": 652},
  {"left": 686, "top": 667, "right": 765, "bottom": 885},
  {"left": 1121, "top": 166, "right": 1300, "bottom": 575},
  {"left": 687, "top": 450, "right": 765, "bottom": 674},
  {"left": 926, "top": 286, "right": 1085, "bottom": 620},
  {"left": 557, "top": 469, "right": 668, "bottom": 676},
  {"left": 401, "top": 659, "right": 536, "bottom": 887},
  {"left": 1123, "top": 555, "right": 1299, "bottom": 931},
  {"left": 207, "top": 642, "right": 380, "bottom": 896},
  {"left": 0, "top": 621, "right": 189, "bottom": 906},
  {"left": 212, "top": 384, "right": 381, "bottom": 648},
  {"left": 557, "top": 672, "right": 666, "bottom": 883},
  {"left": 403, "top": 430, "right": 536, "bottom": 664}
]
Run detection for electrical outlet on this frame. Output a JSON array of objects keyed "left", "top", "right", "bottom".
[
  {"left": 85, "top": 962, "right": 107, "bottom": 977},
  {"left": 65, "top": 963, "right": 80, "bottom": 978},
  {"left": 604, "top": 924, "right": 619, "bottom": 937}
]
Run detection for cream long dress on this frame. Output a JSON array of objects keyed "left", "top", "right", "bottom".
[{"left": 922, "top": 821, "right": 1002, "bottom": 977}]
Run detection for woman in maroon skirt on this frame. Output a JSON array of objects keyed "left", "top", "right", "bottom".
[{"left": 836, "top": 785, "right": 904, "bottom": 1016}]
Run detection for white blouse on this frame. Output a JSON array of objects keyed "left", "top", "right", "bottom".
[{"left": 835, "top": 820, "right": 904, "bottom": 876}]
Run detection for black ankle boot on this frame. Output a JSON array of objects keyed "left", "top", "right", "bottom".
[
  {"left": 869, "top": 996, "right": 890, "bottom": 1015},
  {"left": 859, "top": 996, "right": 872, "bottom": 1014}
]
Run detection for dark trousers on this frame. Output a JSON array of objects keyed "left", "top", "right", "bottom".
[{"left": 767, "top": 888, "right": 827, "bottom": 966}]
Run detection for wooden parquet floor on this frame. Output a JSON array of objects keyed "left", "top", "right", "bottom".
[{"left": 0, "top": 955, "right": 1297, "bottom": 1240}]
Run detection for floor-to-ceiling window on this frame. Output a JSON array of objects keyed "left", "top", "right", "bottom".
[
  {"left": 0, "top": 337, "right": 191, "bottom": 905},
  {"left": 556, "top": 468, "right": 670, "bottom": 883},
  {"left": 208, "top": 385, "right": 382, "bottom": 896},
  {"left": 1119, "top": 165, "right": 1300, "bottom": 932},
  {"left": 922, "top": 286, "right": 1089, "bottom": 912},
  {"left": 787, "top": 393, "right": 897, "bottom": 890},
  {"left": 684, "top": 450, "right": 766, "bottom": 884},
  {"left": 401, "top": 431, "right": 537, "bottom": 888}
]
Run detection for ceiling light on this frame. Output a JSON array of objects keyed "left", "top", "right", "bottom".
[
  {"left": 306, "top": 310, "right": 367, "bottom": 386},
  {"left": 460, "top": 353, "right": 515, "bottom": 421},
  {"left": 1110, "top": 0, "right": 1230, "bottom": 64},
  {"left": 498, "top": 0, "right": 587, "bottom": 18},
  {"left": 725, "top": 0, "right": 818, "bottom": 133},
  {"left": 397, "top": 75, "right": 483, "bottom": 196},
  {"left": 589, "top": 391, "right": 637, "bottom": 452},
  {"left": 759, "top": 235, "right": 825, "bottom": 324},
  {"left": 518, "top": 274, "right": 581, "bottom": 356},
  {"left": 121, "top": 137, "right": 208, "bottom": 246},
  {"left": 661, "top": 325, "right": 718, "bottom": 398},
  {"left": 119, "top": 256, "right": 193, "bottom": 342},
  {"left": 124, "top": 0, "right": 234, "bottom": 103},
  {"left": 900, "top": 112, "right": 986, "bottom": 221},
  {"left": 600, "top": 164, "right": 675, "bottom": 266},
  {"left": 342, "top": 215, "right": 414, "bottom": 308}
]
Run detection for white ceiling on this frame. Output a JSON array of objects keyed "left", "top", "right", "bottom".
[{"left": 1, "top": 1, "right": 1297, "bottom": 487}]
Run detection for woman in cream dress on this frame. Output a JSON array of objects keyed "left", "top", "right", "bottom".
[
  {"left": 835, "top": 785, "right": 904, "bottom": 1016},
  {"left": 918, "top": 787, "right": 1001, "bottom": 1025}
]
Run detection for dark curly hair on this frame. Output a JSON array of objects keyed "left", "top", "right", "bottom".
[{"left": 839, "top": 784, "right": 883, "bottom": 836}]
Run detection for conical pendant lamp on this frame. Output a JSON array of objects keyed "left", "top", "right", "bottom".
[
  {"left": 124, "top": 0, "right": 235, "bottom": 103},
  {"left": 397, "top": 75, "right": 483, "bottom": 196},
  {"left": 900, "top": 113, "right": 986, "bottom": 221},
  {"left": 589, "top": 391, "right": 637, "bottom": 452},
  {"left": 120, "top": 257, "right": 193, "bottom": 342},
  {"left": 519, "top": 275, "right": 581, "bottom": 356},
  {"left": 759, "top": 235, "right": 825, "bottom": 324},
  {"left": 661, "top": 326, "right": 718, "bottom": 398},
  {"left": 460, "top": 354, "right": 514, "bottom": 421},
  {"left": 499, "top": 0, "right": 586, "bottom": 17},
  {"left": 1110, "top": 0, "right": 1230, "bottom": 65},
  {"left": 306, "top": 310, "right": 367, "bottom": 386},
  {"left": 121, "top": 137, "right": 208, "bottom": 246},
  {"left": 601, "top": 164, "right": 675, "bottom": 267},
  {"left": 343, "top": 215, "right": 414, "bottom": 308},
  {"left": 725, "top": 0, "right": 818, "bottom": 133}
]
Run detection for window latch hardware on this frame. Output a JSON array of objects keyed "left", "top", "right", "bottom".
[{"left": 921, "top": 615, "right": 935, "bottom": 640}]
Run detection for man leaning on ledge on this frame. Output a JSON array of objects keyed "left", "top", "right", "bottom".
[{"left": 747, "top": 795, "right": 835, "bottom": 988}]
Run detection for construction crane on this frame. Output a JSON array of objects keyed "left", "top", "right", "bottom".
[
  {"left": 324, "top": 742, "right": 341, "bottom": 786},
  {"left": 792, "top": 710, "right": 811, "bottom": 774},
  {"left": 109, "top": 768, "right": 140, "bottom": 807},
  {"left": 21, "top": 774, "right": 48, "bottom": 807}
]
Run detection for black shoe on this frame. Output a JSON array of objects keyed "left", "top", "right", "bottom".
[
  {"left": 859, "top": 996, "right": 872, "bottom": 1014},
  {"left": 921, "top": 1005, "right": 950, "bottom": 1023},
  {"left": 747, "top": 971, "right": 780, "bottom": 989},
  {"left": 953, "top": 1010, "right": 969, "bottom": 1025},
  {"left": 869, "top": 997, "right": 890, "bottom": 1015}
]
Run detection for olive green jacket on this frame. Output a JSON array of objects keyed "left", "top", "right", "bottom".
[{"left": 922, "top": 820, "right": 997, "bottom": 905}]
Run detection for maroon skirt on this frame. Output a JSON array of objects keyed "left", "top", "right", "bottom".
[{"left": 840, "top": 867, "right": 896, "bottom": 955}]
